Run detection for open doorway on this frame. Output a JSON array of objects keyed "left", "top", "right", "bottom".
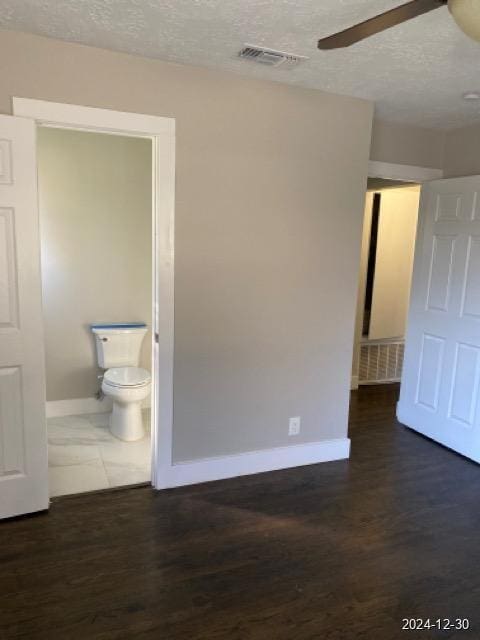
[
  {"left": 37, "top": 127, "right": 153, "bottom": 497},
  {"left": 352, "top": 178, "right": 421, "bottom": 390},
  {"left": 351, "top": 166, "right": 480, "bottom": 465},
  {"left": 0, "top": 99, "right": 174, "bottom": 520}
]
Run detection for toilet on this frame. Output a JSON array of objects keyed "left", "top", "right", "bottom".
[{"left": 91, "top": 323, "right": 151, "bottom": 441}]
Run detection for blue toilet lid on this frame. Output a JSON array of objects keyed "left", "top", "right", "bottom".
[{"left": 91, "top": 322, "right": 147, "bottom": 330}]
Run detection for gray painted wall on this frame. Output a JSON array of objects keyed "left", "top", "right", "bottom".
[
  {"left": 37, "top": 128, "right": 152, "bottom": 402},
  {"left": 443, "top": 123, "right": 480, "bottom": 177},
  {"left": 370, "top": 119, "right": 446, "bottom": 170},
  {"left": 372, "top": 118, "right": 480, "bottom": 180},
  {"left": 0, "top": 31, "right": 373, "bottom": 463}
]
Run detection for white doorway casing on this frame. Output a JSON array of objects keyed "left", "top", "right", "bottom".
[
  {"left": 367, "top": 161, "right": 443, "bottom": 184},
  {"left": 9, "top": 98, "right": 175, "bottom": 510}
]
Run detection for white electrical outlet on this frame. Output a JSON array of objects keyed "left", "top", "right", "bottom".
[{"left": 288, "top": 416, "right": 301, "bottom": 436}]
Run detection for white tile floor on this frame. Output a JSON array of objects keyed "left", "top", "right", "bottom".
[{"left": 47, "top": 410, "right": 151, "bottom": 497}]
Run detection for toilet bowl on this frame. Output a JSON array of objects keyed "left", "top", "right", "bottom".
[{"left": 102, "top": 366, "right": 151, "bottom": 441}]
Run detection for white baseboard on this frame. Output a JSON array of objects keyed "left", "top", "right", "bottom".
[
  {"left": 46, "top": 395, "right": 151, "bottom": 418},
  {"left": 351, "top": 375, "right": 359, "bottom": 390},
  {"left": 46, "top": 396, "right": 113, "bottom": 418},
  {"left": 156, "top": 437, "right": 351, "bottom": 489}
]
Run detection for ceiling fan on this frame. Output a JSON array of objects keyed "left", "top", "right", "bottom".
[{"left": 317, "top": 0, "right": 480, "bottom": 49}]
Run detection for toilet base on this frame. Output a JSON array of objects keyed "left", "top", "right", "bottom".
[{"left": 110, "top": 401, "right": 145, "bottom": 441}]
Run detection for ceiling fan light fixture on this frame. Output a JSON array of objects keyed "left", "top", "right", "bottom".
[{"left": 449, "top": 0, "right": 480, "bottom": 43}]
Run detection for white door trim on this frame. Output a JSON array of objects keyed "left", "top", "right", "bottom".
[
  {"left": 368, "top": 160, "right": 443, "bottom": 183},
  {"left": 12, "top": 97, "right": 175, "bottom": 492},
  {"left": 13, "top": 99, "right": 174, "bottom": 136}
]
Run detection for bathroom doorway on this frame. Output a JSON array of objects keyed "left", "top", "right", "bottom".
[
  {"left": 37, "top": 126, "right": 155, "bottom": 497},
  {"left": 0, "top": 98, "right": 174, "bottom": 519}
]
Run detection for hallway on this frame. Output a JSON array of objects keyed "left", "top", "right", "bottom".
[{"left": 1, "top": 385, "right": 479, "bottom": 639}]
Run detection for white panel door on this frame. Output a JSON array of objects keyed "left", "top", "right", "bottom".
[
  {"left": 369, "top": 187, "right": 420, "bottom": 340},
  {"left": 398, "top": 176, "right": 480, "bottom": 462},
  {"left": 0, "top": 115, "right": 48, "bottom": 518}
]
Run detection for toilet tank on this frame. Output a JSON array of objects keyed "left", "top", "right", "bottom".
[{"left": 91, "top": 323, "right": 148, "bottom": 369}]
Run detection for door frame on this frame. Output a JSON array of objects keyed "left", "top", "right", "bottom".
[
  {"left": 352, "top": 161, "right": 444, "bottom": 389},
  {"left": 368, "top": 161, "right": 443, "bottom": 183},
  {"left": 12, "top": 97, "right": 175, "bottom": 491}
]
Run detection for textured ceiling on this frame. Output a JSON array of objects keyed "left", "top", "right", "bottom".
[{"left": 1, "top": 0, "right": 480, "bottom": 130}]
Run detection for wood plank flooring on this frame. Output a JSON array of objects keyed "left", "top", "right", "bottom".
[{"left": 2, "top": 384, "right": 480, "bottom": 639}]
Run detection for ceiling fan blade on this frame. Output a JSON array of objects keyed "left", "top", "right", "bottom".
[{"left": 318, "top": 0, "right": 447, "bottom": 50}]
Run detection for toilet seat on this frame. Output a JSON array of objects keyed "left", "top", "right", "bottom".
[{"left": 103, "top": 366, "right": 151, "bottom": 389}]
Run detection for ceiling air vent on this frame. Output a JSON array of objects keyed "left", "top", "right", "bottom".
[{"left": 238, "top": 45, "right": 308, "bottom": 68}]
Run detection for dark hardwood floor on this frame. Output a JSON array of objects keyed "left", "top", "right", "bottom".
[{"left": 2, "top": 384, "right": 480, "bottom": 639}]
